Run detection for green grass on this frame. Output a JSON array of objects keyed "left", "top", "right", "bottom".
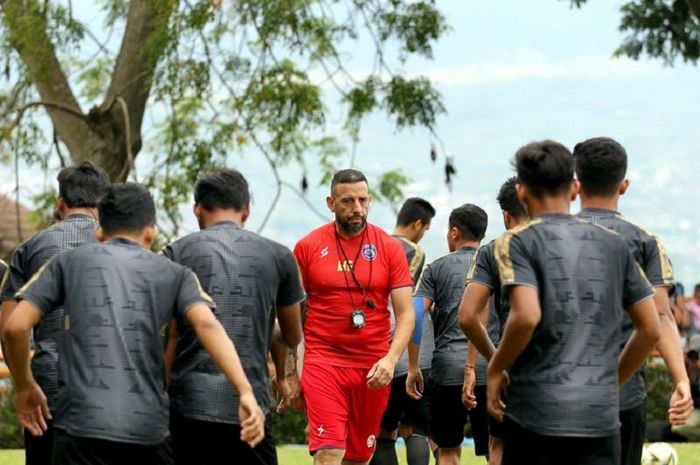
[{"left": 1, "top": 444, "right": 700, "bottom": 464}]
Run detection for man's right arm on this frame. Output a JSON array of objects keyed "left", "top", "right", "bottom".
[
  {"left": 459, "top": 283, "right": 496, "bottom": 361},
  {"left": 619, "top": 297, "right": 660, "bottom": 385}
]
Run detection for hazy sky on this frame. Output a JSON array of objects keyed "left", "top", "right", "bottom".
[{"left": 2, "top": 1, "right": 699, "bottom": 287}]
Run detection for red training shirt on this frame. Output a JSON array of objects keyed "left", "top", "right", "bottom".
[{"left": 294, "top": 222, "right": 414, "bottom": 368}]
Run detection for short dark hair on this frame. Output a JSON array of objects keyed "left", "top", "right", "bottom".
[
  {"left": 57, "top": 162, "right": 110, "bottom": 208},
  {"left": 194, "top": 169, "right": 250, "bottom": 211},
  {"left": 98, "top": 183, "right": 156, "bottom": 235},
  {"left": 514, "top": 140, "right": 574, "bottom": 197},
  {"left": 573, "top": 137, "right": 628, "bottom": 197},
  {"left": 497, "top": 177, "right": 527, "bottom": 219},
  {"left": 396, "top": 197, "right": 436, "bottom": 227},
  {"left": 449, "top": 203, "right": 488, "bottom": 241},
  {"left": 330, "top": 169, "right": 368, "bottom": 196}
]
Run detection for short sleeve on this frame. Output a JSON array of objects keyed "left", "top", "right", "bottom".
[
  {"left": 387, "top": 237, "right": 414, "bottom": 290},
  {"left": 276, "top": 247, "right": 306, "bottom": 307},
  {"left": 642, "top": 234, "right": 674, "bottom": 288},
  {"left": 1, "top": 243, "right": 29, "bottom": 301},
  {"left": 175, "top": 268, "right": 216, "bottom": 319},
  {"left": 468, "top": 244, "right": 498, "bottom": 290},
  {"left": 14, "top": 256, "right": 64, "bottom": 316},
  {"left": 415, "top": 263, "right": 436, "bottom": 300},
  {"left": 622, "top": 247, "right": 655, "bottom": 310},
  {"left": 494, "top": 233, "right": 538, "bottom": 290},
  {"left": 293, "top": 240, "right": 310, "bottom": 291}
]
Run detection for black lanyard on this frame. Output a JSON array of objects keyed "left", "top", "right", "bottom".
[{"left": 335, "top": 227, "right": 375, "bottom": 310}]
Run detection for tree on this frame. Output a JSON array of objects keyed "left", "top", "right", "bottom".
[
  {"left": 0, "top": 0, "right": 448, "bottom": 235},
  {"left": 569, "top": 0, "right": 700, "bottom": 64}
]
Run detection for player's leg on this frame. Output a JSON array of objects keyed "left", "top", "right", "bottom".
[
  {"left": 24, "top": 419, "right": 54, "bottom": 465},
  {"left": 345, "top": 368, "right": 391, "bottom": 465},
  {"left": 401, "top": 368, "right": 431, "bottom": 465},
  {"left": 370, "top": 374, "right": 405, "bottom": 465},
  {"left": 302, "top": 362, "right": 351, "bottom": 465},
  {"left": 428, "top": 382, "right": 467, "bottom": 465},
  {"left": 467, "top": 385, "right": 490, "bottom": 462},
  {"left": 619, "top": 401, "right": 646, "bottom": 465}
]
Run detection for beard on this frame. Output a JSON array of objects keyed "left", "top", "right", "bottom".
[{"left": 336, "top": 212, "right": 367, "bottom": 236}]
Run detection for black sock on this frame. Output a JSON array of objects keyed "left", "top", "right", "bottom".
[
  {"left": 405, "top": 434, "right": 430, "bottom": 465},
  {"left": 370, "top": 438, "right": 399, "bottom": 465}
]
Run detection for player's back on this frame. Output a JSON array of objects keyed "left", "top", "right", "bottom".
[
  {"left": 2, "top": 214, "right": 98, "bottom": 410},
  {"left": 18, "top": 238, "right": 204, "bottom": 444},
  {"left": 164, "top": 221, "right": 303, "bottom": 423},
  {"left": 496, "top": 213, "right": 652, "bottom": 436}
]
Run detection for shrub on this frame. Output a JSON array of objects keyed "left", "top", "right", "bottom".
[{"left": 0, "top": 387, "right": 24, "bottom": 449}]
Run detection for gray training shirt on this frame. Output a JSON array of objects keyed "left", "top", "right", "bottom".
[
  {"left": 163, "top": 221, "right": 305, "bottom": 424},
  {"left": 392, "top": 235, "right": 434, "bottom": 376},
  {"left": 16, "top": 238, "right": 214, "bottom": 445},
  {"left": 466, "top": 240, "right": 503, "bottom": 385},
  {"left": 577, "top": 208, "right": 674, "bottom": 411},
  {"left": 495, "top": 213, "right": 654, "bottom": 437},
  {"left": 415, "top": 246, "right": 477, "bottom": 386},
  {"left": 1, "top": 214, "right": 98, "bottom": 411}
]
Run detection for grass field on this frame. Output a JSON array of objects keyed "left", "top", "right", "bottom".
[{"left": 2, "top": 444, "right": 700, "bottom": 464}]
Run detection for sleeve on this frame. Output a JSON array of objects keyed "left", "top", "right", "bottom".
[
  {"left": 293, "top": 240, "right": 309, "bottom": 291},
  {"left": 276, "top": 247, "right": 306, "bottom": 307},
  {"left": 468, "top": 245, "right": 497, "bottom": 290},
  {"left": 642, "top": 233, "right": 674, "bottom": 288},
  {"left": 409, "top": 247, "right": 426, "bottom": 285},
  {"left": 1, "top": 243, "right": 28, "bottom": 301},
  {"left": 175, "top": 267, "right": 216, "bottom": 319},
  {"left": 622, "top": 246, "right": 655, "bottom": 310},
  {"left": 387, "top": 237, "right": 414, "bottom": 290},
  {"left": 414, "top": 262, "right": 436, "bottom": 300},
  {"left": 494, "top": 232, "right": 538, "bottom": 290},
  {"left": 14, "top": 256, "right": 65, "bottom": 316}
]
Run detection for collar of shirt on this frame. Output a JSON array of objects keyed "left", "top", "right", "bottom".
[
  {"left": 208, "top": 220, "right": 241, "bottom": 229},
  {"left": 537, "top": 212, "right": 574, "bottom": 221},
  {"left": 109, "top": 237, "right": 143, "bottom": 248},
  {"left": 65, "top": 213, "right": 96, "bottom": 221},
  {"left": 579, "top": 207, "right": 620, "bottom": 217}
]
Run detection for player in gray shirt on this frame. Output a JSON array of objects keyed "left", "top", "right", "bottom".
[
  {"left": 574, "top": 137, "right": 692, "bottom": 465},
  {"left": 1, "top": 183, "right": 264, "bottom": 465},
  {"left": 406, "top": 203, "right": 487, "bottom": 465},
  {"left": 0, "top": 162, "right": 109, "bottom": 465},
  {"left": 373, "top": 197, "right": 436, "bottom": 465},
  {"left": 489, "top": 140, "right": 660, "bottom": 465},
  {"left": 163, "top": 169, "right": 304, "bottom": 465}
]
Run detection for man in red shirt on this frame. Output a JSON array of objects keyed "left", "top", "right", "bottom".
[{"left": 295, "top": 169, "right": 416, "bottom": 465}]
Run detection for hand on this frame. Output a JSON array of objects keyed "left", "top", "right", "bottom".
[
  {"left": 238, "top": 392, "right": 265, "bottom": 448},
  {"left": 668, "top": 380, "right": 693, "bottom": 426},
  {"left": 462, "top": 365, "right": 477, "bottom": 409},
  {"left": 486, "top": 365, "right": 509, "bottom": 422},
  {"left": 276, "top": 374, "right": 305, "bottom": 413},
  {"left": 367, "top": 355, "right": 396, "bottom": 389},
  {"left": 406, "top": 367, "right": 424, "bottom": 400},
  {"left": 16, "top": 383, "right": 51, "bottom": 437}
]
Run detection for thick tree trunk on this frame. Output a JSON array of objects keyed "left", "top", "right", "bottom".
[{"left": 1, "top": 0, "right": 174, "bottom": 181}]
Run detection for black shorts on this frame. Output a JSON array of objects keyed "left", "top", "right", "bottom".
[
  {"left": 620, "top": 401, "right": 646, "bottom": 465},
  {"left": 379, "top": 370, "right": 431, "bottom": 436},
  {"left": 25, "top": 419, "right": 53, "bottom": 465},
  {"left": 52, "top": 428, "right": 173, "bottom": 465},
  {"left": 468, "top": 385, "right": 490, "bottom": 456},
  {"left": 170, "top": 411, "right": 277, "bottom": 465},
  {"left": 501, "top": 416, "right": 620, "bottom": 465},
  {"left": 428, "top": 381, "right": 469, "bottom": 449}
]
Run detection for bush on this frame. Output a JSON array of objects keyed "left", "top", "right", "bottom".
[
  {"left": 0, "top": 387, "right": 24, "bottom": 449},
  {"left": 646, "top": 357, "right": 675, "bottom": 423},
  {"left": 271, "top": 409, "right": 308, "bottom": 445}
]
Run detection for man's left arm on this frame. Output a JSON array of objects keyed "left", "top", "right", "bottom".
[
  {"left": 646, "top": 237, "right": 693, "bottom": 424},
  {"left": 367, "top": 285, "right": 414, "bottom": 388}
]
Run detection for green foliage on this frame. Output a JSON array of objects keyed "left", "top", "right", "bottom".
[
  {"left": 568, "top": 0, "right": 700, "bottom": 64},
  {"left": 271, "top": 409, "right": 308, "bottom": 445},
  {"left": 646, "top": 358, "right": 675, "bottom": 422},
  {"left": 0, "top": 387, "right": 24, "bottom": 449}
]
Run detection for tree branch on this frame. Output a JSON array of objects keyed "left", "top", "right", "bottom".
[
  {"left": 1, "top": 0, "right": 89, "bottom": 162},
  {"left": 687, "top": 0, "right": 700, "bottom": 21},
  {"left": 103, "top": 0, "right": 175, "bottom": 159}
]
